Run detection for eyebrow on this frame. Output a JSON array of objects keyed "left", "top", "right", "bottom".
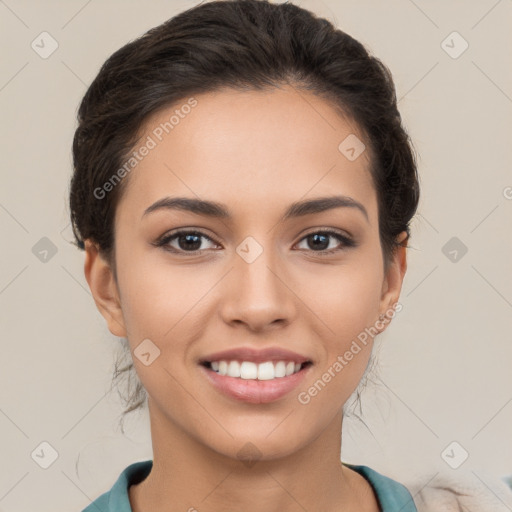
[{"left": 141, "top": 195, "right": 369, "bottom": 223}]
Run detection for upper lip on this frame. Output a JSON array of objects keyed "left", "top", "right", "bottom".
[{"left": 200, "top": 347, "right": 311, "bottom": 365}]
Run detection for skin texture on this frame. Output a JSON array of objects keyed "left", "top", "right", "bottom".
[{"left": 84, "top": 85, "right": 407, "bottom": 512}]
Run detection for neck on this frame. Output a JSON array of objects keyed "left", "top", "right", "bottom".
[{"left": 129, "top": 401, "right": 377, "bottom": 512}]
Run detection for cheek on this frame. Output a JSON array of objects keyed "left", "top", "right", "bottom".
[
  {"left": 298, "top": 255, "right": 383, "bottom": 403},
  {"left": 305, "top": 259, "right": 384, "bottom": 341},
  {"left": 116, "top": 252, "right": 199, "bottom": 340}
]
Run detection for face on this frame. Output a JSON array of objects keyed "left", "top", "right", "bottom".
[{"left": 85, "top": 85, "right": 406, "bottom": 462}]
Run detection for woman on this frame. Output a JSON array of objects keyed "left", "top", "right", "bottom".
[{"left": 69, "top": 0, "right": 420, "bottom": 510}]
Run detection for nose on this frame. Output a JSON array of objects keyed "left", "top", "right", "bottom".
[{"left": 219, "top": 240, "right": 296, "bottom": 332}]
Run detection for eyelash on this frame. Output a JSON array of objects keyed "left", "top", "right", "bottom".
[{"left": 154, "top": 228, "right": 356, "bottom": 256}]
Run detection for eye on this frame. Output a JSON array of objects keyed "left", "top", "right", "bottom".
[
  {"left": 155, "top": 230, "right": 220, "bottom": 254},
  {"left": 295, "top": 230, "right": 355, "bottom": 254},
  {"left": 154, "top": 228, "right": 356, "bottom": 256}
]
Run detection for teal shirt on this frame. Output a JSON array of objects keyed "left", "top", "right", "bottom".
[{"left": 82, "top": 459, "right": 418, "bottom": 511}]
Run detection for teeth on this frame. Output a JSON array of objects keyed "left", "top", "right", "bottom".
[
  {"left": 240, "top": 361, "right": 258, "bottom": 379},
  {"left": 218, "top": 361, "right": 228, "bottom": 375},
  {"left": 257, "top": 361, "right": 274, "bottom": 380},
  {"left": 274, "top": 361, "right": 286, "bottom": 378},
  {"left": 211, "top": 360, "right": 305, "bottom": 380},
  {"left": 228, "top": 360, "right": 241, "bottom": 378}
]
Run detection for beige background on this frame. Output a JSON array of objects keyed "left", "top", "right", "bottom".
[{"left": 1, "top": 0, "right": 511, "bottom": 510}]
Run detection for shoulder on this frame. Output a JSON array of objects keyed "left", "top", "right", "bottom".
[
  {"left": 346, "top": 464, "right": 418, "bottom": 511},
  {"left": 81, "top": 460, "right": 153, "bottom": 512},
  {"left": 407, "top": 469, "right": 512, "bottom": 512}
]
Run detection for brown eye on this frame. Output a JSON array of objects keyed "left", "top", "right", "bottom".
[
  {"left": 295, "top": 230, "right": 355, "bottom": 254},
  {"left": 156, "top": 230, "right": 219, "bottom": 253}
]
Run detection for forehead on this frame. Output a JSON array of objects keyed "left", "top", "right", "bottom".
[{"left": 116, "top": 85, "right": 377, "bottom": 224}]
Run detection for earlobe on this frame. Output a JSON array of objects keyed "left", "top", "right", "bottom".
[
  {"left": 378, "top": 231, "right": 408, "bottom": 328},
  {"left": 83, "top": 239, "right": 127, "bottom": 338}
]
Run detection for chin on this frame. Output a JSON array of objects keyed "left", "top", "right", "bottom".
[{"left": 202, "top": 426, "right": 312, "bottom": 465}]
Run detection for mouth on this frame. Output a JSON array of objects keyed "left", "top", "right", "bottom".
[{"left": 198, "top": 347, "right": 313, "bottom": 404}]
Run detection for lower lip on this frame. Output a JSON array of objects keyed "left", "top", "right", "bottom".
[{"left": 199, "top": 364, "right": 311, "bottom": 404}]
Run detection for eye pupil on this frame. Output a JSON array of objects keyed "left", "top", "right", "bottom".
[
  {"left": 309, "top": 233, "right": 329, "bottom": 250},
  {"left": 179, "top": 233, "right": 201, "bottom": 251}
]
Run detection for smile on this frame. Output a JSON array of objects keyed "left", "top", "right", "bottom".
[
  {"left": 199, "top": 360, "right": 312, "bottom": 404},
  {"left": 205, "top": 360, "right": 309, "bottom": 380}
]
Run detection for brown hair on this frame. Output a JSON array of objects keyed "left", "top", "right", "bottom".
[{"left": 69, "top": 0, "right": 420, "bottom": 422}]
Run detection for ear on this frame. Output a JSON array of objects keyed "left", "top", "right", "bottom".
[
  {"left": 83, "top": 239, "right": 127, "bottom": 338},
  {"left": 378, "top": 231, "right": 408, "bottom": 331}
]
